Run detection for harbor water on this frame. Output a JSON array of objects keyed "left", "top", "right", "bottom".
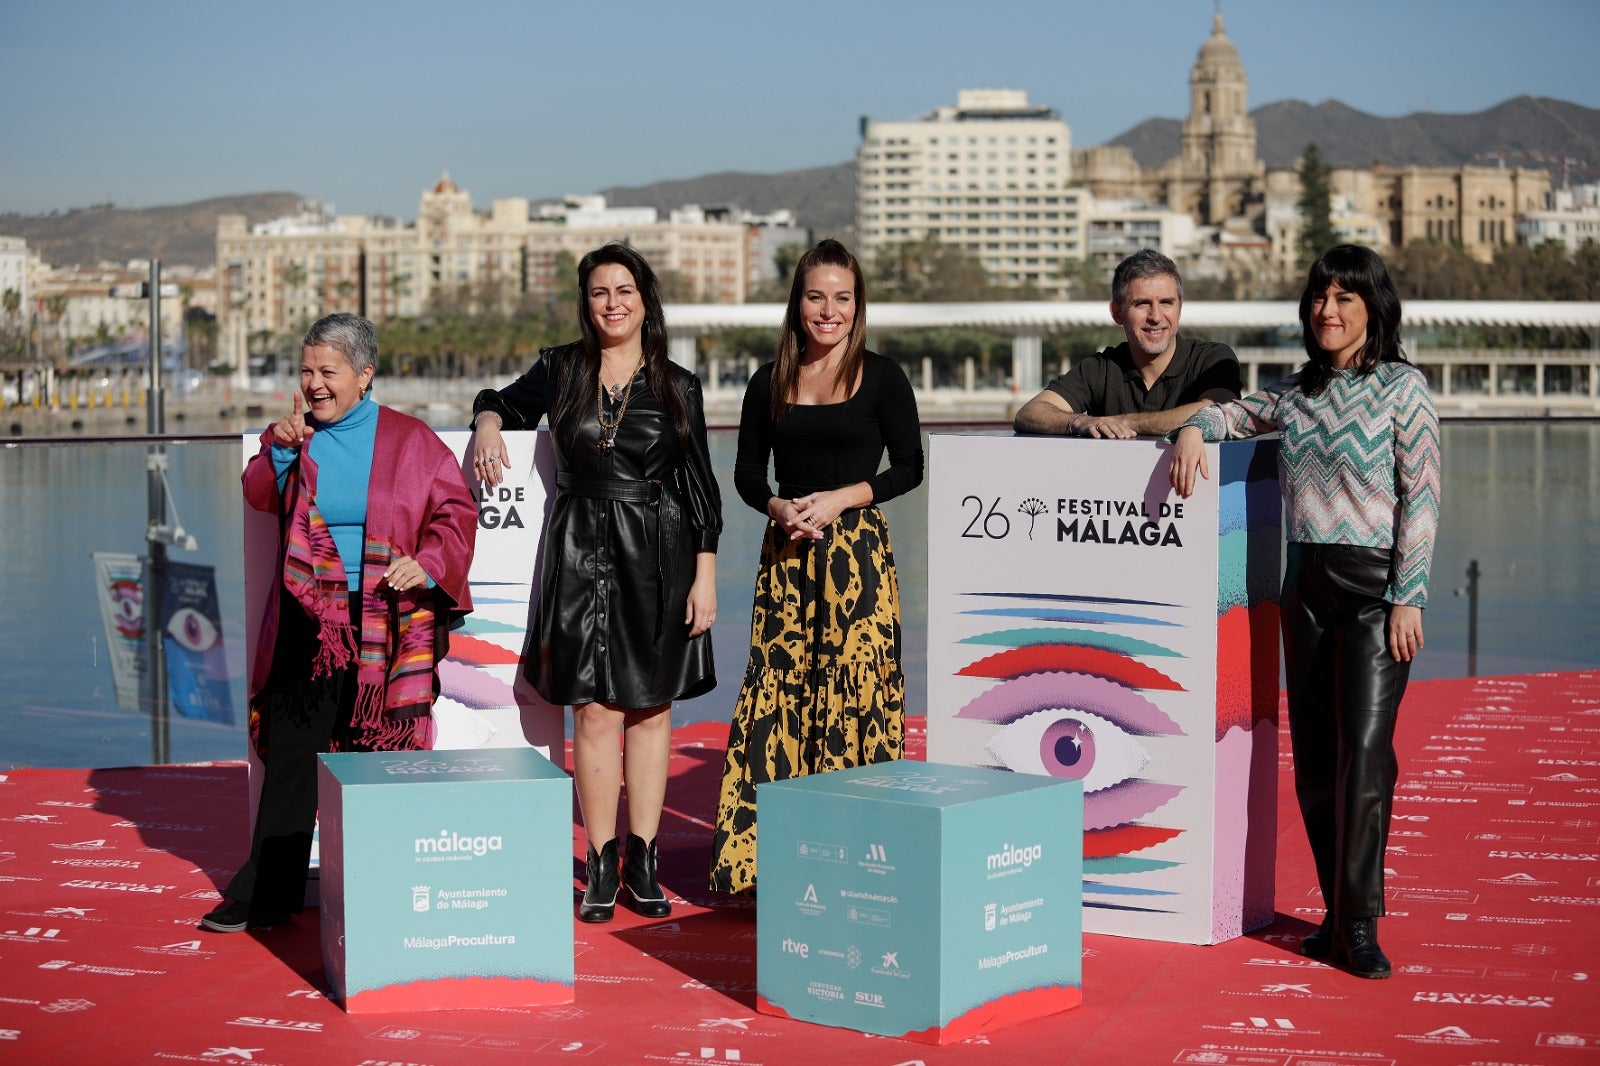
[{"left": 2, "top": 419, "right": 1596, "bottom": 769}]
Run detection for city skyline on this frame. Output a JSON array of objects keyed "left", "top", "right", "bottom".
[{"left": 4, "top": 0, "right": 1599, "bottom": 218}]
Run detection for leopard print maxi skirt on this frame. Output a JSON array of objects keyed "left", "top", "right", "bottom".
[{"left": 709, "top": 506, "right": 906, "bottom": 895}]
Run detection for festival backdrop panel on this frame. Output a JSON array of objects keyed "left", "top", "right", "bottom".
[
  {"left": 92, "top": 550, "right": 145, "bottom": 711},
  {"left": 241, "top": 428, "right": 560, "bottom": 758},
  {"left": 160, "top": 560, "right": 233, "bottom": 724},
  {"left": 925, "top": 433, "right": 1280, "bottom": 944},
  {"left": 318, "top": 746, "right": 574, "bottom": 1013},
  {"left": 755, "top": 761, "right": 1082, "bottom": 1044}
]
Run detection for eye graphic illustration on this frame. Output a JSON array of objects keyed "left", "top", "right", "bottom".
[
  {"left": 952, "top": 593, "right": 1204, "bottom": 910},
  {"left": 164, "top": 607, "right": 218, "bottom": 652},
  {"left": 985, "top": 706, "right": 1147, "bottom": 791},
  {"left": 958, "top": 671, "right": 1185, "bottom": 833},
  {"left": 108, "top": 579, "right": 144, "bottom": 638}
]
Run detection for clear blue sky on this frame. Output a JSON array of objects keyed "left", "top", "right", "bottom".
[{"left": 3, "top": 0, "right": 1598, "bottom": 217}]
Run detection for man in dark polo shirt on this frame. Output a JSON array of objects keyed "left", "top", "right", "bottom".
[{"left": 1013, "top": 249, "right": 1242, "bottom": 438}]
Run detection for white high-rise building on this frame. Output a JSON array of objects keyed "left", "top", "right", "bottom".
[
  {"left": 856, "top": 89, "right": 1086, "bottom": 295},
  {"left": 0, "top": 236, "right": 29, "bottom": 321}
]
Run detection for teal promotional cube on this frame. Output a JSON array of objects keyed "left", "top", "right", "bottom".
[
  {"left": 317, "top": 748, "right": 574, "bottom": 1013},
  {"left": 756, "top": 761, "right": 1083, "bottom": 1044}
]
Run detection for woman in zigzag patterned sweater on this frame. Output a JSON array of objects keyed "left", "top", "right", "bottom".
[{"left": 1170, "top": 244, "right": 1441, "bottom": 980}]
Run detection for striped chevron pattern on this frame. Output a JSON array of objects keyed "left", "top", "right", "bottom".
[{"left": 1186, "top": 363, "right": 1441, "bottom": 606}]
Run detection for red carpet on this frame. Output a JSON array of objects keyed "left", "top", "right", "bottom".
[{"left": 2, "top": 670, "right": 1598, "bottom": 1065}]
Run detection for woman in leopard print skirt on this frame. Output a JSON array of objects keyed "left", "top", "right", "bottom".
[{"left": 709, "top": 239, "right": 923, "bottom": 895}]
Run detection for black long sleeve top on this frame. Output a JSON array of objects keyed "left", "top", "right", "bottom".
[{"left": 733, "top": 351, "right": 924, "bottom": 515}]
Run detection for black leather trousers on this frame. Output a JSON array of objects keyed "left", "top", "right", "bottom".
[{"left": 1281, "top": 542, "right": 1410, "bottom": 920}]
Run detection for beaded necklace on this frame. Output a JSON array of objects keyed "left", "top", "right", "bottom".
[{"left": 595, "top": 354, "right": 645, "bottom": 452}]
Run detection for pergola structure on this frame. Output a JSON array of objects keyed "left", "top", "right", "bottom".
[{"left": 665, "top": 301, "right": 1600, "bottom": 409}]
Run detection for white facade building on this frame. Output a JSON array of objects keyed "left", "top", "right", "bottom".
[
  {"left": 1518, "top": 185, "right": 1600, "bottom": 252},
  {"left": 1084, "top": 200, "right": 1198, "bottom": 275},
  {"left": 857, "top": 89, "right": 1086, "bottom": 295},
  {"left": 0, "top": 236, "right": 28, "bottom": 321}
]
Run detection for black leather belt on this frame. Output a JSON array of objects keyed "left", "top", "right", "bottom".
[{"left": 557, "top": 472, "right": 661, "bottom": 503}]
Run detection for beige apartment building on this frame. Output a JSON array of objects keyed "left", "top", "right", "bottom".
[
  {"left": 856, "top": 89, "right": 1087, "bottom": 295},
  {"left": 217, "top": 175, "right": 761, "bottom": 369},
  {"left": 1333, "top": 165, "right": 1550, "bottom": 262}
]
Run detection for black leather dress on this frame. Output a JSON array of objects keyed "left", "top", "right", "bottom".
[{"left": 473, "top": 343, "right": 722, "bottom": 708}]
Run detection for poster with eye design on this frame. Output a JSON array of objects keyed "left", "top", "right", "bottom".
[{"left": 927, "top": 433, "right": 1281, "bottom": 944}]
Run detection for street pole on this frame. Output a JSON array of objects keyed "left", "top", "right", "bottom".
[
  {"left": 145, "top": 260, "right": 169, "bottom": 764},
  {"left": 1464, "top": 558, "right": 1481, "bottom": 678}
]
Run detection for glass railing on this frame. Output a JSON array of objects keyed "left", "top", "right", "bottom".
[{"left": 4, "top": 420, "right": 1596, "bottom": 770}]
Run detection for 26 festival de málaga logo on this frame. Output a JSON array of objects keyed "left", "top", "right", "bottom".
[{"left": 957, "top": 493, "right": 1186, "bottom": 546}]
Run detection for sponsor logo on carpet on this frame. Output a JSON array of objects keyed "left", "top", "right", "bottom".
[
  {"left": 654, "top": 1048, "right": 751, "bottom": 1065},
  {"left": 40, "top": 999, "right": 95, "bottom": 1013},
  {"left": 151, "top": 1047, "right": 271, "bottom": 1062},
  {"left": 111, "top": 821, "right": 205, "bottom": 833},
  {"left": 1411, "top": 991, "right": 1555, "bottom": 1006},
  {"left": 1397, "top": 1024, "right": 1499, "bottom": 1047},
  {"left": 1529, "top": 895, "right": 1600, "bottom": 906},
  {"left": 226, "top": 1017, "right": 323, "bottom": 1033},
  {"left": 49, "top": 838, "right": 113, "bottom": 851},
  {"left": 1, "top": 926, "right": 63, "bottom": 943},
  {"left": 38, "top": 959, "right": 166, "bottom": 977},
  {"left": 135, "top": 940, "right": 214, "bottom": 959}
]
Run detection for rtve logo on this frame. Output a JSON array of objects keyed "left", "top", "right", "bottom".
[{"left": 780, "top": 937, "right": 809, "bottom": 959}]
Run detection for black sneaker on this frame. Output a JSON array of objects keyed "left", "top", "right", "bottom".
[
  {"left": 200, "top": 899, "right": 290, "bottom": 933},
  {"left": 200, "top": 899, "right": 251, "bottom": 933}
]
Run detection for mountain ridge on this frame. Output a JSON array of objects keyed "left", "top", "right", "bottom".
[{"left": 6, "top": 96, "right": 1595, "bottom": 269}]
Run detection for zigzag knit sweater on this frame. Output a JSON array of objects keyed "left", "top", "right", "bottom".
[{"left": 1182, "top": 363, "right": 1441, "bottom": 606}]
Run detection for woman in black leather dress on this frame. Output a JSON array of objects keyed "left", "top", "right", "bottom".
[{"left": 469, "top": 243, "right": 722, "bottom": 923}]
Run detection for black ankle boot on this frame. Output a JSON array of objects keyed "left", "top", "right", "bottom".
[
  {"left": 1300, "top": 915, "right": 1335, "bottom": 959},
  {"left": 1336, "top": 917, "right": 1392, "bottom": 979},
  {"left": 622, "top": 833, "right": 672, "bottom": 918},
  {"left": 579, "top": 838, "right": 619, "bottom": 923}
]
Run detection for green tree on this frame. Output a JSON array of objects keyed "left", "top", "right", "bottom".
[
  {"left": 1297, "top": 143, "right": 1339, "bottom": 266},
  {"left": 872, "top": 235, "right": 1002, "bottom": 302},
  {"left": 1058, "top": 256, "right": 1106, "bottom": 301},
  {"left": 658, "top": 268, "right": 698, "bottom": 303}
]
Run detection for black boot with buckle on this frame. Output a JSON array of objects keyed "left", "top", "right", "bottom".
[
  {"left": 579, "top": 838, "right": 620, "bottom": 923},
  {"left": 622, "top": 833, "right": 672, "bottom": 918},
  {"left": 1336, "top": 917, "right": 1392, "bottom": 979}
]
